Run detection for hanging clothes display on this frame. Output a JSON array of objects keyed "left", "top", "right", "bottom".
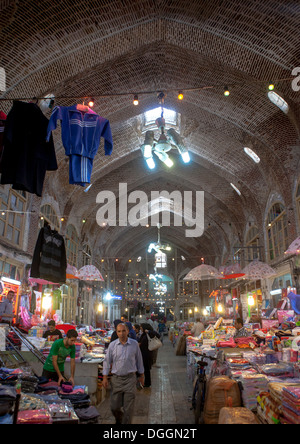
[
  {"left": 30, "top": 225, "right": 67, "bottom": 284},
  {"left": 0, "top": 101, "right": 58, "bottom": 196},
  {"left": 46, "top": 104, "right": 113, "bottom": 186},
  {"left": 0, "top": 111, "right": 7, "bottom": 168}
]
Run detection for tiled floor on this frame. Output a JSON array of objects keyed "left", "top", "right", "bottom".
[{"left": 97, "top": 337, "right": 195, "bottom": 424}]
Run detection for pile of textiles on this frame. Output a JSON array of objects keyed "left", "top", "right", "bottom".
[
  {"left": 218, "top": 407, "right": 258, "bottom": 424},
  {"left": 36, "top": 380, "right": 60, "bottom": 396},
  {"left": 282, "top": 386, "right": 300, "bottom": 424},
  {"left": 227, "top": 358, "right": 252, "bottom": 371},
  {"left": 240, "top": 374, "right": 269, "bottom": 411},
  {"left": 18, "top": 375, "right": 39, "bottom": 393},
  {"left": 19, "top": 393, "right": 48, "bottom": 411},
  {"left": 259, "top": 362, "right": 294, "bottom": 378},
  {"left": 234, "top": 337, "right": 257, "bottom": 348},
  {"left": 17, "top": 409, "right": 52, "bottom": 424},
  {"left": 75, "top": 405, "right": 100, "bottom": 424},
  {"left": 0, "top": 367, "right": 38, "bottom": 392},
  {"left": 58, "top": 385, "right": 86, "bottom": 396},
  {"left": 257, "top": 391, "right": 282, "bottom": 424},
  {"left": 0, "top": 367, "right": 23, "bottom": 382}
]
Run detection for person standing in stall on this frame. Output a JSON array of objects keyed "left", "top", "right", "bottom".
[
  {"left": 0, "top": 291, "right": 15, "bottom": 325},
  {"left": 43, "top": 320, "right": 63, "bottom": 341},
  {"left": 42, "top": 329, "right": 78, "bottom": 386}
]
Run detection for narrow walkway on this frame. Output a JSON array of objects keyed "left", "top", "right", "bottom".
[{"left": 97, "top": 338, "right": 195, "bottom": 424}]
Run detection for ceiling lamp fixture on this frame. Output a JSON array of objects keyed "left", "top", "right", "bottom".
[
  {"left": 88, "top": 97, "right": 95, "bottom": 107},
  {"left": 230, "top": 183, "right": 241, "bottom": 196},
  {"left": 133, "top": 94, "right": 139, "bottom": 106},
  {"left": 224, "top": 86, "right": 230, "bottom": 96},
  {"left": 141, "top": 92, "right": 191, "bottom": 169},
  {"left": 178, "top": 91, "right": 184, "bottom": 101},
  {"left": 244, "top": 147, "right": 260, "bottom": 164},
  {"left": 268, "top": 82, "right": 275, "bottom": 91}
]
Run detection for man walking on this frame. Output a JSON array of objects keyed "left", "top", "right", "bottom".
[{"left": 102, "top": 323, "right": 144, "bottom": 424}]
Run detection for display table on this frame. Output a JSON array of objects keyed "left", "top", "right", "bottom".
[{"left": 3, "top": 351, "right": 103, "bottom": 405}]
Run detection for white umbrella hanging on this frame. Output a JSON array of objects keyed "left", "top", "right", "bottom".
[
  {"left": 183, "top": 264, "right": 223, "bottom": 281},
  {"left": 66, "top": 264, "right": 79, "bottom": 280},
  {"left": 284, "top": 236, "right": 300, "bottom": 256},
  {"left": 242, "top": 260, "right": 276, "bottom": 280},
  {"left": 219, "top": 263, "right": 245, "bottom": 279},
  {"left": 76, "top": 265, "right": 104, "bottom": 281}
]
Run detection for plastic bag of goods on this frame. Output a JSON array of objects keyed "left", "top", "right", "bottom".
[
  {"left": 203, "top": 376, "right": 242, "bottom": 425},
  {"left": 218, "top": 407, "right": 259, "bottom": 424}
]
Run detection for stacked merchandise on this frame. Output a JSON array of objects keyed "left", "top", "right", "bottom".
[
  {"left": 203, "top": 376, "right": 242, "bottom": 424},
  {"left": 17, "top": 409, "right": 52, "bottom": 424},
  {"left": 42, "top": 396, "right": 79, "bottom": 424},
  {"left": 258, "top": 362, "right": 295, "bottom": 379},
  {"left": 240, "top": 374, "right": 269, "bottom": 411},
  {"left": 19, "top": 393, "right": 48, "bottom": 411},
  {"left": 256, "top": 382, "right": 300, "bottom": 424},
  {"left": 257, "top": 391, "right": 281, "bottom": 424},
  {"left": 218, "top": 407, "right": 258, "bottom": 424},
  {"left": 282, "top": 386, "right": 300, "bottom": 424}
]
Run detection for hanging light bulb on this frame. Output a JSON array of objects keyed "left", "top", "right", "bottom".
[
  {"left": 224, "top": 86, "right": 230, "bottom": 96},
  {"left": 217, "top": 303, "right": 224, "bottom": 313},
  {"left": 248, "top": 295, "right": 255, "bottom": 306},
  {"left": 133, "top": 94, "right": 139, "bottom": 106},
  {"left": 178, "top": 91, "right": 184, "bottom": 101},
  {"left": 268, "top": 82, "right": 275, "bottom": 91},
  {"left": 88, "top": 97, "right": 95, "bottom": 107}
]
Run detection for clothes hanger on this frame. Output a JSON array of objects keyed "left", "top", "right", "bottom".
[{"left": 76, "top": 101, "right": 90, "bottom": 113}]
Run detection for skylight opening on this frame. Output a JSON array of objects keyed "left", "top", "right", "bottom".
[
  {"left": 244, "top": 147, "right": 260, "bottom": 164},
  {"left": 268, "top": 91, "right": 289, "bottom": 114},
  {"left": 144, "top": 107, "right": 177, "bottom": 126}
]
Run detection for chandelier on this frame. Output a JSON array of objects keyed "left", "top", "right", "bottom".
[
  {"left": 141, "top": 92, "right": 191, "bottom": 169},
  {"left": 148, "top": 224, "right": 171, "bottom": 270}
]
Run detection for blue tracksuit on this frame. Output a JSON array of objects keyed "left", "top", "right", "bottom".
[{"left": 46, "top": 105, "right": 113, "bottom": 186}]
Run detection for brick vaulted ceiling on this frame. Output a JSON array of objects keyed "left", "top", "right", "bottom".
[{"left": 1, "top": 0, "right": 300, "bottom": 270}]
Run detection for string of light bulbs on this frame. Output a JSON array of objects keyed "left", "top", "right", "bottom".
[{"left": 0, "top": 77, "right": 293, "bottom": 105}]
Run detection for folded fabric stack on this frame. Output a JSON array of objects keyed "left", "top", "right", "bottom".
[
  {"left": 282, "top": 386, "right": 300, "bottom": 424},
  {"left": 17, "top": 409, "right": 52, "bottom": 424},
  {"left": 75, "top": 405, "right": 100, "bottom": 424},
  {"left": 19, "top": 374, "right": 39, "bottom": 393},
  {"left": 58, "top": 385, "right": 86, "bottom": 396},
  {"left": 259, "top": 363, "right": 295, "bottom": 379},
  {"left": 0, "top": 367, "right": 23, "bottom": 383},
  {"left": 240, "top": 374, "right": 269, "bottom": 411},
  {"left": 248, "top": 353, "right": 267, "bottom": 366},
  {"left": 257, "top": 391, "right": 281, "bottom": 424},
  {"left": 19, "top": 393, "right": 48, "bottom": 411},
  {"left": 234, "top": 337, "right": 257, "bottom": 348}
]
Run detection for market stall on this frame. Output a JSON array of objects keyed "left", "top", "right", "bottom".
[
  {"left": 0, "top": 322, "right": 114, "bottom": 423},
  {"left": 185, "top": 312, "right": 300, "bottom": 424}
]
